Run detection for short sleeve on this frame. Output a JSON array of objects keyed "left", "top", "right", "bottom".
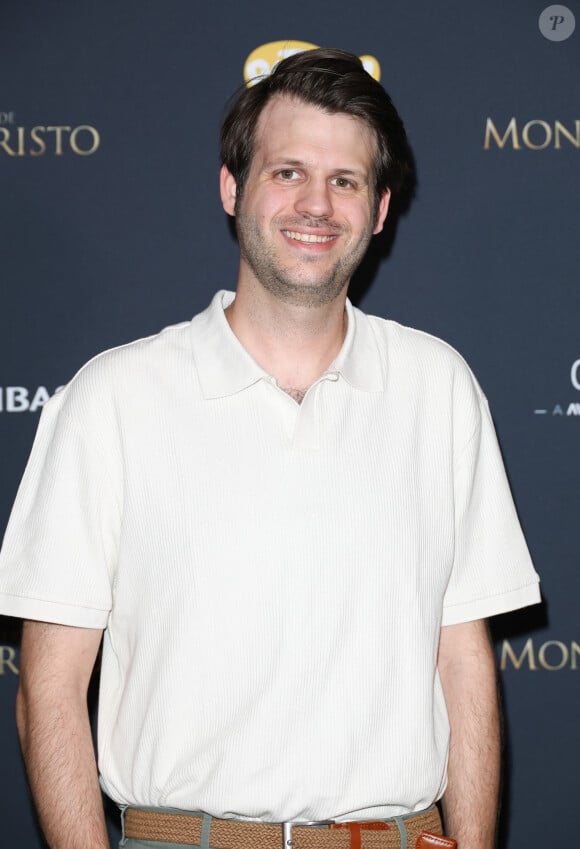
[
  {"left": 442, "top": 394, "right": 540, "bottom": 626},
  {"left": 0, "top": 389, "right": 121, "bottom": 628}
]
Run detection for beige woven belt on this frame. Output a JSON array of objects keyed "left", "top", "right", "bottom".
[{"left": 124, "top": 805, "right": 443, "bottom": 849}]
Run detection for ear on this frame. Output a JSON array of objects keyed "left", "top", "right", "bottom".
[
  {"left": 372, "top": 189, "right": 391, "bottom": 235},
  {"left": 220, "top": 164, "right": 237, "bottom": 216}
]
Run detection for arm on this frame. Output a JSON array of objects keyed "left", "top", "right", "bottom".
[
  {"left": 16, "top": 620, "right": 109, "bottom": 849},
  {"left": 438, "top": 618, "right": 501, "bottom": 849}
]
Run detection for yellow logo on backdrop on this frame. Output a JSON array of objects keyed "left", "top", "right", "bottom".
[{"left": 244, "top": 41, "right": 381, "bottom": 86}]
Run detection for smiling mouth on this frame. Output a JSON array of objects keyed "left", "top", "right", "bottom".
[{"left": 282, "top": 230, "right": 337, "bottom": 244}]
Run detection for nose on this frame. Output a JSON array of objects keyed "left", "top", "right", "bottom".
[{"left": 293, "top": 176, "right": 334, "bottom": 219}]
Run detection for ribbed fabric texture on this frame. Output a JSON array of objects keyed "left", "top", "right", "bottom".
[{"left": 0, "top": 291, "right": 539, "bottom": 822}]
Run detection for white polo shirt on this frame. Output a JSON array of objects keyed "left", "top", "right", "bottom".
[{"left": 0, "top": 290, "right": 539, "bottom": 821}]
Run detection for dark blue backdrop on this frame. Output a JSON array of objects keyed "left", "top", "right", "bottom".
[{"left": 1, "top": 2, "right": 578, "bottom": 846}]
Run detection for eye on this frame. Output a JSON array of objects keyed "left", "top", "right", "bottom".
[
  {"left": 331, "top": 176, "right": 355, "bottom": 189},
  {"left": 276, "top": 169, "right": 300, "bottom": 181}
]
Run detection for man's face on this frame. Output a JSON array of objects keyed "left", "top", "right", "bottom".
[{"left": 220, "top": 96, "right": 390, "bottom": 308}]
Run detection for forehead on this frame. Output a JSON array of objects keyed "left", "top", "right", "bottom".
[{"left": 252, "top": 95, "right": 376, "bottom": 172}]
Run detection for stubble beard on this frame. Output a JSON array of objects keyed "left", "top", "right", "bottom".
[{"left": 235, "top": 210, "right": 374, "bottom": 309}]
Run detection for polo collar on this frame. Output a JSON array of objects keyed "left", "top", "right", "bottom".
[
  {"left": 190, "top": 290, "right": 385, "bottom": 400},
  {"left": 190, "top": 291, "right": 266, "bottom": 399},
  {"left": 333, "top": 298, "right": 384, "bottom": 393}
]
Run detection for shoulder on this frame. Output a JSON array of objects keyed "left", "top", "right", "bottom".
[
  {"left": 76, "top": 320, "right": 192, "bottom": 381},
  {"left": 43, "top": 320, "right": 193, "bottom": 424},
  {"left": 364, "top": 311, "right": 480, "bottom": 385},
  {"left": 365, "top": 315, "right": 482, "bottom": 394},
  {"left": 358, "top": 309, "right": 487, "bottom": 441}
]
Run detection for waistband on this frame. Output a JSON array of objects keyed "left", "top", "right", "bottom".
[{"left": 122, "top": 805, "right": 446, "bottom": 849}]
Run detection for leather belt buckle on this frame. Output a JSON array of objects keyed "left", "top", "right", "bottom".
[{"left": 282, "top": 819, "right": 335, "bottom": 849}]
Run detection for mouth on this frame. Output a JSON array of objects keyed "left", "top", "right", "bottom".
[{"left": 281, "top": 230, "right": 337, "bottom": 244}]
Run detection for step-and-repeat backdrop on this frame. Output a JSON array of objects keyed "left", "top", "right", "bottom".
[{"left": 1, "top": 3, "right": 578, "bottom": 847}]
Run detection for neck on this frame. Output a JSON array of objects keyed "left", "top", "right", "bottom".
[{"left": 225, "top": 281, "right": 348, "bottom": 394}]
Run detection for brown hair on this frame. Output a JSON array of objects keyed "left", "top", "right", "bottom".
[{"left": 220, "top": 47, "right": 414, "bottom": 209}]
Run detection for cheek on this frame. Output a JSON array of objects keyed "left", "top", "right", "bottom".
[
  {"left": 245, "top": 190, "right": 287, "bottom": 222},
  {"left": 346, "top": 201, "right": 374, "bottom": 233}
]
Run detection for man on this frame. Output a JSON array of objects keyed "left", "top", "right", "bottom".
[{"left": 0, "top": 48, "right": 539, "bottom": 849}]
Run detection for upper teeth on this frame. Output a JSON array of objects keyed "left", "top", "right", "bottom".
[{"left": 283, "top": 231, "right": 335, "bottom": 243}]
